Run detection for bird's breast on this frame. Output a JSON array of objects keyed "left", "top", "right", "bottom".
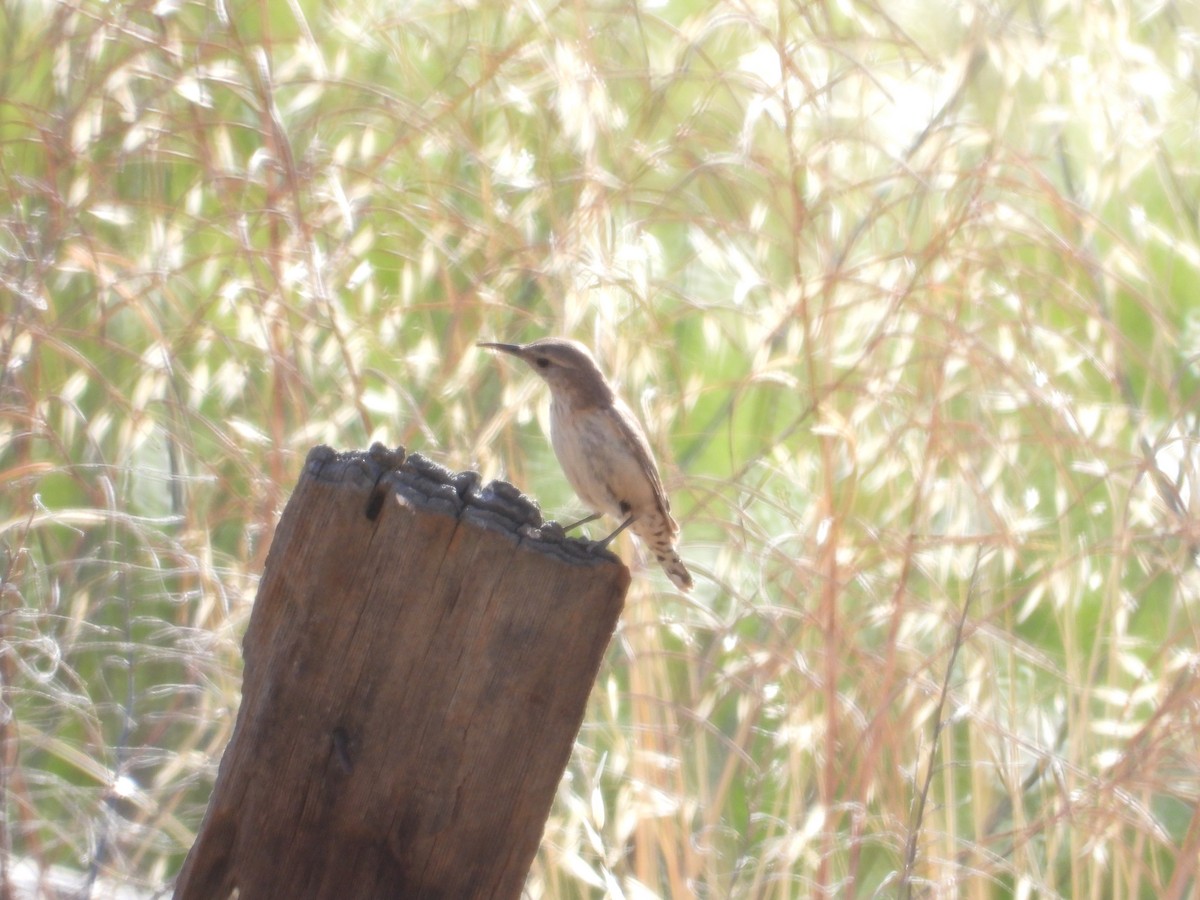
[{"left": 549, "top": 400, "right": 630, "bottom": 518}]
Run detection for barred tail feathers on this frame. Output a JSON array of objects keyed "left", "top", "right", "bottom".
[
  {"left": 659, "top": 549, "right": 694, "bottom": 591},
  {"left": 632, "top": 515, "right": 694, "bottom": 591}
]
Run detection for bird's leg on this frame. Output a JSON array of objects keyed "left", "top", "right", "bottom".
[
  {"left": 594, "top": 514, "right": 635, "bottom": 550},
  {"left": 562, "top": 512, "right": 602, "bottom": 532}
]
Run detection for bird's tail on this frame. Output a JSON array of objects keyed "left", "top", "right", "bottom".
[
  {"left": 643, "top": 538, "right": 692, "bottom": 591},
  {"left": 631, "top": 516, "right": 694, "bottom": 591},
  {"left": 658, "top": 548, "right": 694, "bottom": 591}
]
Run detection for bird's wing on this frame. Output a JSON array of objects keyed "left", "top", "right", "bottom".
[{"left": 603, "top": 399, "right": 679, "bottom": 536}]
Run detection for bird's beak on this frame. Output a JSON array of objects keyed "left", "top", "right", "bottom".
[{"left": 476, "top": 341, "right": 525, "bottom": 358}]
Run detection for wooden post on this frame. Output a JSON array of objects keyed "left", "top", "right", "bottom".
[{"left": 173, "top": 445, "right": 629, "bottom": 900}]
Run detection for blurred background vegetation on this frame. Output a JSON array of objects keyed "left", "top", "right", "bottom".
[{"left": 2, "top": 0, "right": 1199, "bottom": 896}]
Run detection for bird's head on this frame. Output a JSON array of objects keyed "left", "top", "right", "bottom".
[{"left": 477, "top": 337, "right": 614, "bottom": 407}]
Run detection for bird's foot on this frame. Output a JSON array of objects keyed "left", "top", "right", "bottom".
[
  {"left": 593, "top": 514, "right": 635, "bottom": 550},
  {"left": 561, "top": 512, "right": 602, "bottom": 533}
]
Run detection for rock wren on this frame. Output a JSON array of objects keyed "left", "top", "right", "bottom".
[{"left": 478, "top": 337, "right": 694, "bottom": 591}]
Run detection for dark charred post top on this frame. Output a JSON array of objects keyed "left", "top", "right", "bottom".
[{"left": 173, "top": 445, "right": 630, "bottom": 900}]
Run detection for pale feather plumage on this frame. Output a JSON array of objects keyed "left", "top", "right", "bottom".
[{"left": 479, "top": 338, "right": 693, "bottom": 591}]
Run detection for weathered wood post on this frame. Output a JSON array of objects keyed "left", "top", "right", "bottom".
[{"left": 173, "top": 445, "right": 629, "bottom": 899}]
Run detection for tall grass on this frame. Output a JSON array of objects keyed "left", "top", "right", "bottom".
[{"left": 2, "top": 0, "right": 1198, "bottom": 896}]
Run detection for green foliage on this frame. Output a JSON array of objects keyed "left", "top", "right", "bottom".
[{"left": 2, "top": 0, "right": 1199, "bottom": 896}]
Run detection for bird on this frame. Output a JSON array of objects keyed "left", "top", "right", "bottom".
[{"left": 478, "top": 337, "right": 694, "bottom": 591}]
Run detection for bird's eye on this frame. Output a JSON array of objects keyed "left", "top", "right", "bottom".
[{"left": 535, "top": 357, "right": 551, "bottom": 368}]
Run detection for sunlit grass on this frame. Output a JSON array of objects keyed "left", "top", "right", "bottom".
[{"left": 2, "top": 0, "right": 1199, "bottom": 896}]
